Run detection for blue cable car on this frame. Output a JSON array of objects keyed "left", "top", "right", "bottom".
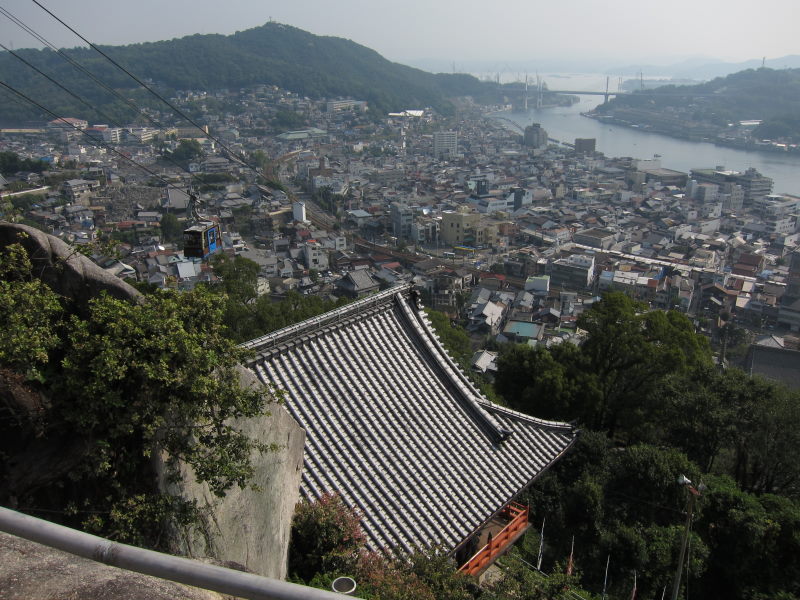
[
  {"left": 182, "top": 190, "right": 221, "bottom": 259},
  {"left": 183, "top": 221, "right": 220, "bottom": 259}
]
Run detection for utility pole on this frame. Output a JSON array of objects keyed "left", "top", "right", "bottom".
[{"left": 671, "top": 476, "right": 704, "bottom": 600}]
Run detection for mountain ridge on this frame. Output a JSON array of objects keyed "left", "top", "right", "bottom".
[{"left": 0, "top": 22, "right": 499, "bottom": 124}]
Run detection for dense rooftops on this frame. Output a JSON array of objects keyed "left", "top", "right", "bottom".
[{"left": 244, "top": 285, "right": 576, "bottom": 554}]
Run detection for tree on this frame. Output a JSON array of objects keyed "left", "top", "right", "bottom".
[
  {"left": 0, "top": 242, "right": 62, "bottom": 377},
  {"left": 59, "top": 288, "right": 274, "bottom": 498},
  {"left": 424, "top": 308, "right": 472, "bottom": 367},
  {"left": 159, "top": 212, "right": 183, "bottom": 245},
  {"left": 211, "top": 253, "right": 260, "bottom": 305},
  {"left": 0, "top": 239, "right": 278, "bottom": 546},
  {"left": 169, "top": 139, "right": 203, "bottom": 163},
  {"left": 495, "top": 292, "right": 712, "bottom": 439},
  {"left": 289, "top": 492, "right": 365, "bottom": 582},
  {"left": 576, "top": 292, "right": 711, "bottom": 436}
]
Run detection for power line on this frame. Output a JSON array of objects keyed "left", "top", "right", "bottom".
[
  {"left": 0, "top": 5, "right": 143, "bottom": 116},
  {"left": 0, "top": 78, "right": 180, "bottom": 193},
  {"left": 0, "top": 6, "right": 211, "bottom": 185},
  {"left": 0, "top": 39, "right": 205, "bottom": 186},
  {"left": 30, "top": 0, "right": 262, "bottom": 177}
]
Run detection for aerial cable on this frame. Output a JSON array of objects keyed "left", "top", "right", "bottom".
[
  {"left": 30, "top": 0, "right": 264, "bottom": 177},
  {"left": 0, "top": 7, "right": 193, "bottom": 144},
  {"left": 0, "top": 78, "right": 186, "bottom": 194},
  {"left": 0, "top": 40, "right": 130, "bottom": 131},
  {"left": 0, "top": 40, "right": 207, "bottom": 187}
]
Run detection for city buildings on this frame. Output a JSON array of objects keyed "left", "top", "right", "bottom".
[{"left": 433, "top": 130, "right": 458, "bottom": 159}]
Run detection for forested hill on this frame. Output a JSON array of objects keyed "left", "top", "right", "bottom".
[
  {"left": 593, "top": 67, "right": 800, "bottom": 140},
  {"left": 0, "top": 22, "right": 498, "bottom": 124}
]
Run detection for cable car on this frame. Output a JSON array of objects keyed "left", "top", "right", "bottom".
[
  {"left": 183, "top": 221, "right": 220, "bottom": 259},
  {"left": 182, "top": 190, "right": 221, "bottom": 259}
]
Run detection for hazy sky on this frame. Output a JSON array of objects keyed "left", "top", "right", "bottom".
[{"left": 2, "top": 0, "right": 797, "bottom": 69}]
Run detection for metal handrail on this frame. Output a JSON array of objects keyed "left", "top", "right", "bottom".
[{"left": 0, "top": 506, "right": 356, "bottom": 600}]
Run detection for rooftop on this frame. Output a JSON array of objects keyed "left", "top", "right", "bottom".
[{"left": 243, "top": 286, "right": 575, "bottom": 554}]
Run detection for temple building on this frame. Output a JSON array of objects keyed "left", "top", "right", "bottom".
[{"left": 244, "top": 285, "right": 576, "bottom": 575}]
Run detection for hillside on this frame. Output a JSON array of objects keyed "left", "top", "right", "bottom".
[
  {"left": 591, "top": 67, "right": 800, "bottom": 144},
  {"left": 0, "top": 22, "right": 499, "bottom": 124}
]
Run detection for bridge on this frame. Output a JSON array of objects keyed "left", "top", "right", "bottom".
[
  {"left": 504, "top": 75, "right": 723, "bottom": 108},
  {"left": 503, "top": 75, "right": 623, "bottom": 107}
]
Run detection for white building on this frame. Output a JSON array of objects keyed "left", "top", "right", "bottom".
[
  {"left": 292, "top": 201, "right": 307, "bottom": 223},
  {"left": 303, "top": 241, "right": 329, "bottom": 270},
  {"left": 433, "top": 131, "right": 458, "bottom": 159}
]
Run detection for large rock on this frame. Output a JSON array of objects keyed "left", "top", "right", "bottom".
[
  {"left": 159, "top": 368, "right": 306, "bottom": 580},
  {"left": 0, "top": 222, "right": 141, "bottom": 313},
  {"left": 0, "top": 222, "right": 306, "bottom": 581},
  {"left": 0, "top": 531, "right": 226, "bottom": 600}
]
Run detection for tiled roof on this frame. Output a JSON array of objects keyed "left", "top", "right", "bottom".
[{"left": 244, "top": 285, "right": 576, "bottom": 554}]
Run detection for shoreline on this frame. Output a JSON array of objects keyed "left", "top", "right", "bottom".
[{"left": 583, "top": 112, "right": 800, "bottom": 157}]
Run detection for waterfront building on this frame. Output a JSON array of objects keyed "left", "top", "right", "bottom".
[
  {"left": 523, "top": 123, "right": 548, "bottom": 148},
  {"left": 690, "top": 167, "right": 773, "bottom": 206},
  {"left": 574, "top": 138, "right": 596, "bottom": 155}
]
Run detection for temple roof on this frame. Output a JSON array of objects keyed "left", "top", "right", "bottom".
[{"left": 244, "top": 285, "right": 576, "bottom": 553}]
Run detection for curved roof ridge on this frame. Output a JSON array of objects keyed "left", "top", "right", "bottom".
[
  {"left": 242, "top": 284, "right": 407, "bottom": 354},
  {"left": 478, "top": 400, "right": 575, "bottom": 431},
  {"left": 394, "top": 293, "right": 511, "bottom": 444}
]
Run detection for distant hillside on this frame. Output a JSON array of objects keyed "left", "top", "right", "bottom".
[
  {"left": 0, "top": 22, "right": 500, "bottom": 125},
  {"left": 609, "top": 55, "right": 800, "bottom": 80},
  {"left": 593, "top": 67, "right": 800, "bottom": 142}
]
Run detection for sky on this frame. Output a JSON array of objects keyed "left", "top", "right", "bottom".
[{"left": 1, "top": 0, "right": 798, "bottom": 72}]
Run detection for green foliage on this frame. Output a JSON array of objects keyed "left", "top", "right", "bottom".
[
  {"left": 290, "top": 493, "right": 473, "bottom": 599},
  {"left": 0, "top": 242, "right": 62, "bottom": 376},
  {"left": 83, "top": 493, "right": 202, "bottom": 549},
  {"left": 482, "top": 555, "right": 587, "bottom": 600},
  {"left": 207, "top": 265, "right": 350, "bottom": 342},
  {"left": 523, "top": 435, "right": 708, "bottom": 600},
  {"left": 496, "top": 292, "right": 711, "bottom": 439},
  {"left": 598, "top": 68, "right": 800, "bottom": 129},
  {"left": 0, "top": 23, "right": 501, "bottom": 124},
  {"left": 424, "top": 308, "right": 472, "bottom": 366},
  {"left": 289, "top": 493, "right": 366, "bottom": 582},
  {"left": 0, "top": 151, "right": 47, "bottom": 175},
  {"left": 211, "top": 253, "right": 260, "bottom": 304},
  {"left": 496, "top": 291, "right": 800, "bottom": 600},
  {"left": 169, "top": 139, "right": 203, "bottom": 163},
  {"left": 159, "top": 212, "right": 183, "bottom": 244},
  {"left": 0, "top": 239, "right": 277, "bottom": 547},
  {"left": 696, "top": 475, "right": 800, "bottom": 599},
  {"left": 59, "top": 288, "right": 272, "bottom": 497},
  {"left": 193, "top": 172, "right": 236, "bottom": 184},
  {"left": 272, "top": 109, "right": 307, "bottom": 130}
]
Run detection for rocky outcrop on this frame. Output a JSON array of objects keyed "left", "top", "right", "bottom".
[
  {"left": 0, "top": 222, "right": 141, "bottom": 313},
  {"left": 160, "top": 369, "right": 306, "bottom": 580},
  {"left": 0, "top": 531, "right": 227, "bottom": 600},
  {"left": 0, "top": 222, "right": 306, "bottom": 584}
]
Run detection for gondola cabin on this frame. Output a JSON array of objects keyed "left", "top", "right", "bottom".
[{"left": 183, "top": 221, "right": 221, "bottom": 259}]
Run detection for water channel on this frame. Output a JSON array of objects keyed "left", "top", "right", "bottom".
[{"left": 489, "top": 73, "right": 800, "bottom": 195}]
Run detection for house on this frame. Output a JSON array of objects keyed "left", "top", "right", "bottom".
[
  {"left": 336, "top": 269, "right": 380, "bottom": 298},
  {"left": 468, "top": 300, "right": 506, "bottom": 335},
  {"left": 162, "top": 188, "right": 190, "bottom": 213},
  {"left": 243, "top": 286, "right": 575, "bottom": 574}
]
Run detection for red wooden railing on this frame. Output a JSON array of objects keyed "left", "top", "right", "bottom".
[{"left": 458, "top": 502, "right": 530, "bottom": 576}]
